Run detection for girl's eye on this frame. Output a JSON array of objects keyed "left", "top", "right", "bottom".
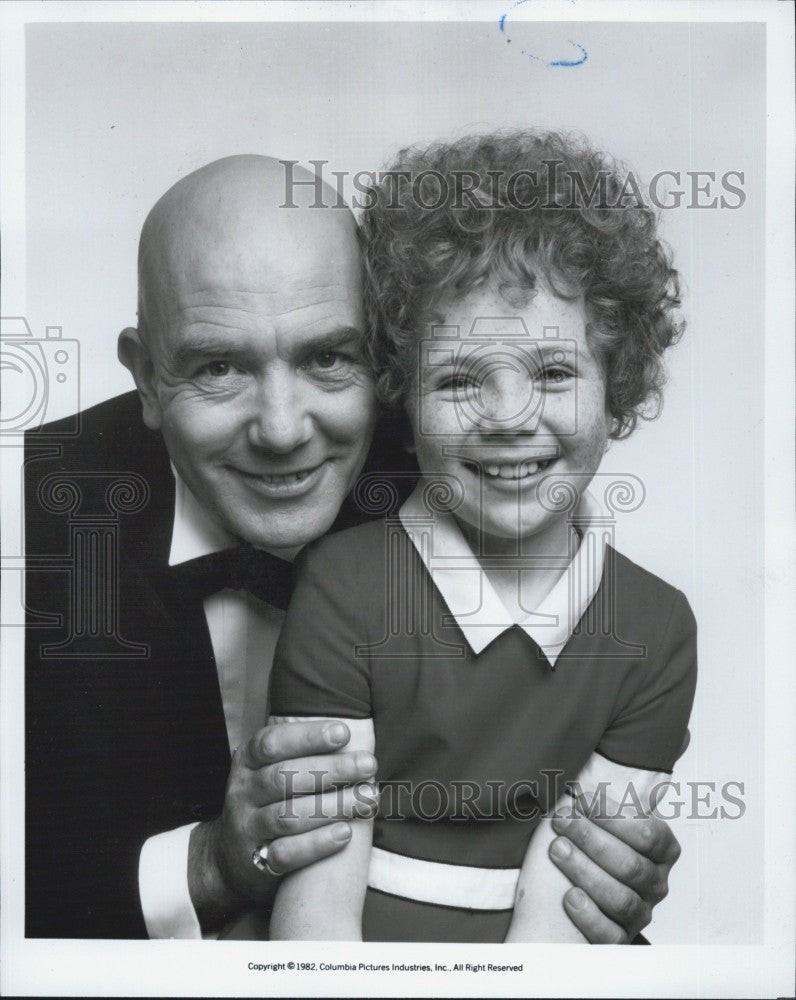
[
  {"left": 440, "top": 373, "right": 477, "bottom": 392},
  {"left": 542, "top": 367, "right": 571, "bottom": 384}
]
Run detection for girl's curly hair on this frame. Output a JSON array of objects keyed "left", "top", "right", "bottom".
[{"left": 359, "top": 130, "right": 684, "bottom": 439}]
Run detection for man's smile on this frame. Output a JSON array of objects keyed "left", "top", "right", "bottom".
[{"left": 232, "top": 460, "right": 329, "bottom": 497}]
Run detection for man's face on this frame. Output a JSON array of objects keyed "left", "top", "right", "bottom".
[
  {"left": 140, "top": 226, "right": 376, "bottom": 553},
  {"left": 406, "top": 282, "right": 610, "bottom": 555}
]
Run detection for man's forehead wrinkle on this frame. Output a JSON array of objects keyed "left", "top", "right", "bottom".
[
  {"left": 184, "top": 280, "right": 355, "bottom": 303},
  {"left": 175, "top": 279, "right": 363, "bottom": 330},
  {"left": 174, "top": 320, "right": 364, "bottom": 354}
]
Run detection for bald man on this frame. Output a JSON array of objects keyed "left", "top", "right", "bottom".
[{"left": 25, "top": 156, "right": 682, "bottom": 941}]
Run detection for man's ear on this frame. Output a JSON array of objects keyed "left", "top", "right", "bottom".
[{"left": 117, "top": 327, "right": 163, "bottom": 430}]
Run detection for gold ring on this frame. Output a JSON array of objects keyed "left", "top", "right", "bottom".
[{"left": 251, "top": 844, "right": 281, "bottom": 878}]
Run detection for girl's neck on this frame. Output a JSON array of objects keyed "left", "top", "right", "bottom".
[{"left": 456, "top": 515, "right": 580, "bottom": 617}]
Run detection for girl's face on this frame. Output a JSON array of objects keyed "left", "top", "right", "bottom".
[{"left": 405, "top": 282, "right": 611, "bottom": 555}]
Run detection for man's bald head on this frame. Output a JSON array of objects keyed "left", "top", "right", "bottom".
[
  {"left": 137, "top": 155, "right": 359, "bottom": 344},
  {"left": 118, "top": 153, "right": 375, "bottom": 552}
]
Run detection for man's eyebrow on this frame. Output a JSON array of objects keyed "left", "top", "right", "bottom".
[
  {"left": 292, "top": 326, "right": 364, "bottom": 351},
  {"left": 169, "top": 326, "right": 364, "bottom": 367},
  {"left": 170, "top": 336, "right": 242, "bottom": 367}
]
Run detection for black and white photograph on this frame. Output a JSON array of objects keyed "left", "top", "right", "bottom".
[{"left": 0, "top": 2, "right": 793, "bottom": 997}]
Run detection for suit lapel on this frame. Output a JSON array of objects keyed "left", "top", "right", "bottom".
[{"left": 106, "top": 395, "right": 232, "bottom": 815}]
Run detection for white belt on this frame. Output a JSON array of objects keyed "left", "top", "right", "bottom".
[{"left": 367, "top": 847, "right": 520, "bottom": 910}]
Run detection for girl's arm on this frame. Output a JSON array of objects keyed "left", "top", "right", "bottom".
[
  {"left": 268, "top": 716, "right": 375, "bottom": 940},
  {"left": 504, "top": 797, "right": 588, "bottom": 943},
  {"left": 505, "top": 755, "right": 668, "bottom": 943},
  {"left": 508, "top": 591, "right": 696, "bottom": 942},
  {"left": 269, "top": 813, "right": 373, "bottom": 940}
]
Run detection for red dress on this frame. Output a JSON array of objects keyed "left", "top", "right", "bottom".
[{"left": 270, "top": 518, "right": 697, "bottom": 942}]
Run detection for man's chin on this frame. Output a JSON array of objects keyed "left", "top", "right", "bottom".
[{"left": 232, "top": 508, "right": 338, "bottom": 555}]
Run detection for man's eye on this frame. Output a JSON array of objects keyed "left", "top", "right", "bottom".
[
  {"left": 311, "top": 350, "right": 341, "bottom": 370},
  {"left": 197, "top": 360, "right": 233, "bottom": 378},
  {"left": 303, "top": 349, "right": 362, "bottom": 378}
]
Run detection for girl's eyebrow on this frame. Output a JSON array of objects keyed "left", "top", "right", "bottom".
[
  {"left": 428, "top": 339, "right": 578, "bottom": 360},
  {"left": 532, "top": 340, "right": 577, "bottom": 356}
]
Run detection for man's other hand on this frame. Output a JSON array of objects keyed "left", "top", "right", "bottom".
[
  {"left": 188, "top": 719, "right": 379, "bottom": 931},
  {"left": 548, "top": 802, "right": 681, "bottom": 943}
]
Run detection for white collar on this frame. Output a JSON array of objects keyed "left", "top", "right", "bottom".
[
  {"left": 168, "top": 468, "right": 237, "bottom": 566},
  {"left": 398, "top": 486, "right": 606, "bottom": 668}
]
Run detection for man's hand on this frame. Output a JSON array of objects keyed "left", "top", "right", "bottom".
[
  {"left": 188, "top": 719, "right": 379, "bottom": 932},
  {"left": 548, "top": 801, "right": 681, "bottom": 943}
]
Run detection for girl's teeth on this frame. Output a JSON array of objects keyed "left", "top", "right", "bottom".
[{"left": 482, "top": 460, "right": 545, "bottom": 480}]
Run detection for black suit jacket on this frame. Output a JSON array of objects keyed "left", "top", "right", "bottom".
[{"left": 24, "top": 391, "right": 415, "bottom": 938}]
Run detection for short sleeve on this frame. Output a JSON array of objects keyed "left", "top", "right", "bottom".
[
  {"left": 269, "top": 536, "right": 373, "bottom": 720},
  {"left": 597, "top": 590, "right": 697, "bottom": 774}
]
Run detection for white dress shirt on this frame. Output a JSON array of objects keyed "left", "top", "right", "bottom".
[{"left": 138, "top": 473, "right": 286, "bottom": 938}]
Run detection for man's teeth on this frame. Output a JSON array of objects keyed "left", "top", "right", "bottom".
[
  {"left": 258, "top": 469, "right": 313, "bottom": 485},
  {"left": 481, "top": 459, "right": 552, "bottom": 479}
]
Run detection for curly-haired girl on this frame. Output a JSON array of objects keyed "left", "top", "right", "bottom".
[{"left": 268, "top": 131, "right": 697, "bottom": 942}]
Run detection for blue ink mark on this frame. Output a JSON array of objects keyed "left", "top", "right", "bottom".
[
  {"left": 499, "top": 0, "right": 529, "bottom": 30},
  {"left": 498, "top": 1, "right": 588, "bottom": 68},
  {"left": 548, "top": 41, "right": 588, "bottom": 67}
]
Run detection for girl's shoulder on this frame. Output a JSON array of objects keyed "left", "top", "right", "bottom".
[
  {"left": 605, "top": 545, "right": 696, "bottom": 636},
  {"left": 307, "top": 516, "right": 393, "bottom": 555},
  {"left": 298, "top": 518, "right": 403, "bottom": 584}
]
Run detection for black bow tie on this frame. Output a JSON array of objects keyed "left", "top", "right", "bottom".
[{"left": 168, "top": 545, "right": 295, "bottom": 610}]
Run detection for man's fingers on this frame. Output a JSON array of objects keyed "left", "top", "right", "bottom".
[
  {"left": 264, "top": 822, "right": 356, "bottom": 878},
  {"left": 252, "top": 783, "right": 379, "bottom": 841},
  {"left": 254, "top": 750, "right": 378, "bottom": 803},
  {"left": 561, "top": 887, "right": 629, "bottom": 945},
  {"left": 552, "top": 804, "right": 680, "bottom": 870},
  {"left": 549, "top": 836, "right": 653, "bottom": 935},
  {"left": 240, "top": 719, "right": 353, "bottom": 770},
  {"left": 549, "top": 812, "right": 663, "bottom": 897}
]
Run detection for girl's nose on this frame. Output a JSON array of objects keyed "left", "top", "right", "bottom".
[{"left": 472, "top": 364, "right": 545, "bottom": 433}]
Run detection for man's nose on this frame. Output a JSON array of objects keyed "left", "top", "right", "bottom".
[
  {"left": 472, "top": 367, "right": 544, "bottom": 432},
  {"left": 246, "top": 372, "right": 313, "bottom": 453}
]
